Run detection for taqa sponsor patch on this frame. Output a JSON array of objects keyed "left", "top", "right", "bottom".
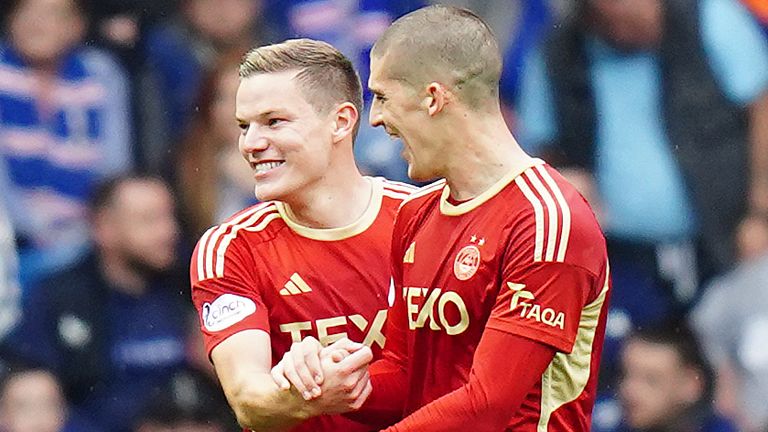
[{"left": 202, "top": 294, "right": 256, "bottom": 331}]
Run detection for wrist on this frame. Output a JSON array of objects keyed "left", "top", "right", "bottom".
[{"left": 282, "top": 387, "right": 318, "bottom": 421}]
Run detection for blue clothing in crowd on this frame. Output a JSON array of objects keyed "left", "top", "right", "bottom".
[
  {"left": 6, "top": 254, "right": 189, "bottom": 432},
  {"left": 517, "top": 0, "right": 768, "bottom": 244},
  {"left": 0, "top": 43, "right": 132, "bottom": 290}
]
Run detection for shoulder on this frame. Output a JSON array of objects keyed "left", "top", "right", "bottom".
[
  {"left": 398, "top": 179, "right": 445, "bottom": 214},
  {"left": 192, "top": 202, "right": 283, "bottom": 281},
  {"left": 378, "top": 177, "right": 419, "bottom": 199},
  {"left": 509, "top": 164, "right": 605, "bottom": 267},
  {"left": 374, "top": 176, "right": 420, "bottom": 214}
]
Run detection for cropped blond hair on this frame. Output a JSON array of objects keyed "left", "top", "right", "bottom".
[{"left": 240, "top": 39, "right": 363, "bottom": 135}]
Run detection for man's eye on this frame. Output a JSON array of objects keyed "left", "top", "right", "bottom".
[
  {"left": 238, "top": 123, "right": 249, "bottom": 134},
  {"left": 268, "top": 118, "right": 284, "bottom": 127}
]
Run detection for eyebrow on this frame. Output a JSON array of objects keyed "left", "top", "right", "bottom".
[
  {"left": 370, "top": 88, "right": 385, "bottom": 97},
  {"left": 236, "top": 110, "right": 280, "bottom": 123}
]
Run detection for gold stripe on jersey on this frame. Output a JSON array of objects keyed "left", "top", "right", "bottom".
[
  {"left": 382, "top": 189, "right": 412, "bottom": 200},
  {"left": 535, "top": 165, "right": 571, "bottom": 262},
  {"left": 515, "top": 176, "right": 545, "bottom": 262},
  {"left": 400, "top": 179, "right": 447, "bottom": 206},
  {"left": 275, "top": 177, "right": 383, "bottom": 241},
  {"left": 216, "top": 212, "right": 280, "bottom": 278},
  {"left": 203, "top": 203, "right": 273, "bottom": 279},
  {"left": 197, "top": 203, "right": 276, "bottom": 281},
  {"left": 440, "top": 158, "right": 545, "bottom": 216},
  {"left": 537, "top": 264, "right": 610, "bottom": 431},
  {"left": 209, "top": 207, "right": 279, "bottom": 277},
  {"left": 525, "top": 170, "right": 560, "bottom": 262},
  {"left": 515, "top": 166, "right": 572, "bottom": 263},
  {"left": 380, "top": 178, "right": 419, "bottom": 194}
]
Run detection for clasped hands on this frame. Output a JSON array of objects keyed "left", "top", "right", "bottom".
[{"left": 271, "top": 337, "right": 373, "bottom": 414}]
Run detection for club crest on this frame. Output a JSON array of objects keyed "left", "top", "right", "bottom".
[{"left": 453, "top": 245, "right": 480, "bottom": 280}]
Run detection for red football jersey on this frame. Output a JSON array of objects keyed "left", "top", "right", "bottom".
[
  {"left": 190, "top": 177, "right": 415, "bottom": 432},
  {"left": 387, "top": 160, "right": 611, "bottom": 431}
]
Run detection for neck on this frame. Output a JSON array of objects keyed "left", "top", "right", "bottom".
[
  {"left": 99, "top": 252, "right": 147, "bottom": 296},
  {"left": 440, "top": 107, "right": 534, "bottom": 201},
  {"left": 282, "top": 157, "right": 372, "bottom": 229}
]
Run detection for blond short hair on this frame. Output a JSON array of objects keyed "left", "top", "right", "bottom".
[
  {"left": 371, "top": 5, "right": 502, "bottom": 108},
  {"left": 240, "top": 39, "right": 363, "bottom": 135}
]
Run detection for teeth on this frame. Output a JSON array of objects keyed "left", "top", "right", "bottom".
[{"left": 255, "top": 161, "right": 283, "bottom": 173}]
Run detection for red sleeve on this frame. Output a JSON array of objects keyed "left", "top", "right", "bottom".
[
  {"left": 190, "top": 226, "right": 270, "bottom": 357},
  {"left": 489, "top": 260, "right": 596, "bottom": 353},
  {"left": 382, "top": 328, "right": 556, "bottom": 432}
]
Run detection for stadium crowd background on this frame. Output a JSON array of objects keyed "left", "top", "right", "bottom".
[{"left": 0, "top": 0, "right": 766, "bottom": 431}]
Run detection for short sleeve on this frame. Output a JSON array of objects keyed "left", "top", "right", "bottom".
[
  {"left": 486, "top": 261, "right": 595, "bottom": 353},
  {"left": 190, "top": 228, "right": 270, "bottom": 357},
  {"left": 701, "top": 0, "right": 768, "bottom": 104}
]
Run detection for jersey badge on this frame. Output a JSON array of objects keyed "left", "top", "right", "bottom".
[
  {"left": 454, "top": 236, "right": 483, "bottom": 280},
  {"left": 280, "top": 273, "right": 313, "bottom": 296},
  {"left": 202, "top": 294, "right": 257, "bottom": 331}
]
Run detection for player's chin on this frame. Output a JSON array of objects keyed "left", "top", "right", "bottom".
[
  {"left": 406, "top": 165, "right": 432, "bottom": 183},
  {"left": 254, "top": 182, "right": 283, "bottom": 202}
]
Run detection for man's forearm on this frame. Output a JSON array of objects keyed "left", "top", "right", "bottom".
[
  {"left": 383, "top": 330, "right": 556, "bottom": 432},
  {"left": 227, "top": 372, "right": 316, "bottom": 432},
  {"left": 344, "top": 356, "right": 409, "bottom": 428}
]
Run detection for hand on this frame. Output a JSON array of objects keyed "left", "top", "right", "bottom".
[
  {"left": 308, "top": 346, "right": 373, "bottom": 413},
  {"left": 272, "top": 337, "right": 368, "bottom": 399}
]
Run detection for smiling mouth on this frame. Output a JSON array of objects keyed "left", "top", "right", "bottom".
[{"left": 253, "top": 161, "right": 284, "bottom": 174}]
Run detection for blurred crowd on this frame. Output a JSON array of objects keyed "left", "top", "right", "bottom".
[{"left": 0, "top": 0, "right": 766, "bottom": 431}]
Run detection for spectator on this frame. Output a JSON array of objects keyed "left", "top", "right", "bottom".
[
  {"left": 0, "top": 0, "right": 133, "bottom": 290},
  {"left": 690, "top": 214, "right": 768, "bottom": 432},
  {"left": 174, "top": 53, "right": 257, "bottom": 239},
  {"left": 139, "top": 0, "right": 275, "bottom": 174},
  {"left": 133, "top": 361, "right": 236, "bottom": 432},
  {"left": 517, "top": 0, "right": 768, "bottom": 297},
  {"left": 616, "top": 322, "right": 737, "bottom": 432},
  {"left": 5, "top": 174, "right": 190, "bottom": 432},
  {"left": 0, "top": 363, "right": 101, "bottom": 432}
]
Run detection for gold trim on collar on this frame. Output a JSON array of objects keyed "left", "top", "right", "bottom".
[
  {"left": 275, "top": 177, "right": 383, "bottom": 241},
  {"left": 440, "top": 158, "right": 545, "bottom": 216}
]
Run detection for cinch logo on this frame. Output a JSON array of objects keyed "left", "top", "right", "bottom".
[
  {"left": 203, "top": 294, "right": 257, "bottom": 331},
  {"left": 507, "top": 282, "right": 565, "bottom": 330},
  {"left": 405, "top": 287, "right": 469, "bottom": 335},
  {"left": 279, "top": 309, "right": 388, "bottom": 348}
]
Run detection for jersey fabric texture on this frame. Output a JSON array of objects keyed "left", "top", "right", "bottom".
[
  {"left": 385, "top": 159, "right": 611, "bottom": 431},
  {"left": 190, "top": 177, "right": 415, "bottom": 432}
]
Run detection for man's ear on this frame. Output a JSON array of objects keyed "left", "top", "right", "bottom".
[
  {"left": 425, "top": 82, "right": 449, "bottom": 116},
  {"left": 331, "top": 102, "right": 359, "bottom": 144}
]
